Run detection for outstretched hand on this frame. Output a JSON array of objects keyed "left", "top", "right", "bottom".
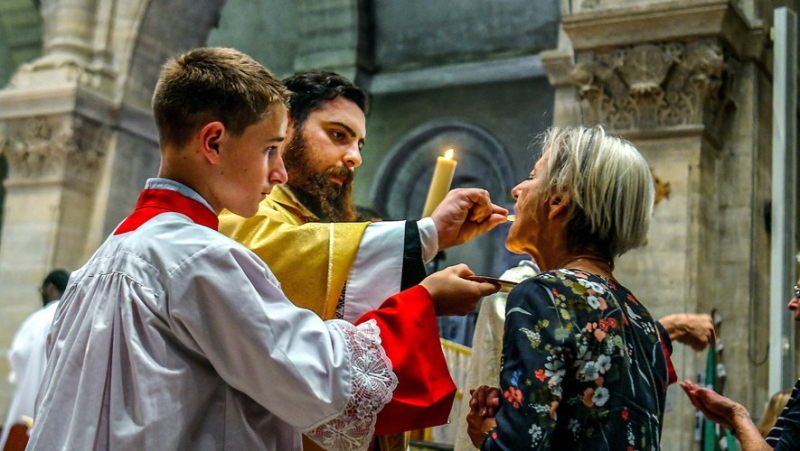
[
  {"left": 680, "top": 380, "right": 744, "bottom": 430},
  {"left": 466, "top": 385, "right": 500, "bottom": 448},
  {"left": 681, "top": 380, "right": 773, "bottom": 451},
  {"left": 660, "top": 313, "right": 714, "bottom": 351},
  {"left": 420, "top": 264, "right": 499, "bottom": 316},
  {"left": 431, "top": 188, "right": 508, "bottom": 251}
]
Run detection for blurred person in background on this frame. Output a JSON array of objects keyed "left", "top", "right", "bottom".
[{"left": 0, "top": 269, "right": 69, "bottom": 450}]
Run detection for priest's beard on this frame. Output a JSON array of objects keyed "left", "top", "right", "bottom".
[{"left": 283, "top": 130, "right": 357, "bottom": 223}]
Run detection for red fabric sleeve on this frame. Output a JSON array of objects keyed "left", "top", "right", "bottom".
[
  {"left": 355, "top": 285, "right": 456, "bottom": 435},
  {"left": 656, "top": 329, "right": 677, "bottom": 385}
]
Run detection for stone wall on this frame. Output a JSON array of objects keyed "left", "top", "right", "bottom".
[
  {"left": 372, "top": 0, "right": 559, "bottom": 70},
  {"left": 0, "top": 3, "right": 795, "bottom": 449},
  {"left": 542, "top": 0, "right": 793, "bottom": 448}
]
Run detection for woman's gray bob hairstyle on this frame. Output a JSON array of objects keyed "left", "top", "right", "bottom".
[{"left": 541, "top": 125, "right": 654, "bottom": 259}]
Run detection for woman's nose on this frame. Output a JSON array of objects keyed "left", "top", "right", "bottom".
[{"left": 511, "top": 184, "right": 522, "bottom": 199}]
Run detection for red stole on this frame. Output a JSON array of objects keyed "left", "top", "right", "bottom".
[{"left": 115, "top": 189, "right": 219, "bottom": 234}]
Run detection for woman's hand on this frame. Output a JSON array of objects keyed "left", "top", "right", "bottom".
[
  {"left": 680, "top": 380, "right": 747, "bottom": 430},
  {"left": 680, "top": 380, "right": 772, "bottom": 451},
  {"left": 466, "top": 385, "right": 500, "bottom": 448}
]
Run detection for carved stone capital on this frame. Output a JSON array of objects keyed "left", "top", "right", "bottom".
[
  {"left": 9, "top": 55, "right": 115, "bottom": 92},
  {"left": 570, "top": 38, "right": 737, "bottom": 138},
  {"left": 0, "top": 114, "right": 109, "bottom": 187}
]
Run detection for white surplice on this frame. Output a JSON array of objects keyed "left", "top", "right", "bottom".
[
  {"left": 27, "top": 179, "right": 397, "bottom": 451},
  {"left": 0, "top": 300, "right": 59, "bottom": 450}
]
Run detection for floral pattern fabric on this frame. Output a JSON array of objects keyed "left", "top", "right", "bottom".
[{"left": 482, "top": 269, "right": 671, "bottom": 450}]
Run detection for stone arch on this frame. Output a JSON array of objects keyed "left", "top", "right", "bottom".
[
  {"left": 372, "top": 119, "right": 515, "bottom": 219},
  {"left": 84, "top": 0, "right": 228, "bottom": 242},
  {"left": 371, "top": 119, "right": 517, "bottom": 277},
  {"left": 120, "top": 0, "right": 227, "bottom": 110}
]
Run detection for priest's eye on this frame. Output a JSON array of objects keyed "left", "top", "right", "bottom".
[{"left": 331, "top": 130, "right": 345, "bottom": 141}]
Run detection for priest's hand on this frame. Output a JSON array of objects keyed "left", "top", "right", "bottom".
[
  {"left": 431, "top": 188, "right": 508, "bottom": 250},
  {"left": 420, "top": 264, "right": 499, "bottom": 316},
  {"left": 467, "top": 385, "right": 500, "bottom": 448}
]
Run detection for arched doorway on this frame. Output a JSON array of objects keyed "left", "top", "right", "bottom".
[{"left": 372, "top": 119, "right": 519, "bottom": 278}]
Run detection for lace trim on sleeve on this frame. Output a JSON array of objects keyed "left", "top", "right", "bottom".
[{"left": 302, "top": 319, "right": 398, "bottom": 450}]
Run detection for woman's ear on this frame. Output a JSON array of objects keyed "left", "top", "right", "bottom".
[
  {"left": 547, "top": 191, "right": 570, "bottom": 220},
  {"left": 199, "top": 121, "right": 225, "bottom": 164}
]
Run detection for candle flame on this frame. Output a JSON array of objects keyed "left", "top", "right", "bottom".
[{"left": 444, "top": 148, "right": 454, "bottom": 160}]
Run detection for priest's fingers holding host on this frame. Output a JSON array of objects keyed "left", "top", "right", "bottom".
[
  {"left": 431, "top": 188, "right": 508, "bottom": 250},
  {"left": 420, "top": 264, "right": 500, "bottom": 316}
]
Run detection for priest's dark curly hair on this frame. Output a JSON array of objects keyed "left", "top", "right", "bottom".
[{"left": 282, "top": 70, "right": 369, "bottom": 129}]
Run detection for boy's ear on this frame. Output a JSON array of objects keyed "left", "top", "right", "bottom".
[
  {"left": 547, "top": 191, "right": 570, "bottom": 220},
  {"left": 199, "top": 121, "right": 225, "bottom": 163}
]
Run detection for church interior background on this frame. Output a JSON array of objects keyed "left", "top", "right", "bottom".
[{"left": 0, "top": 0, "right": 798, "bottom": 449}]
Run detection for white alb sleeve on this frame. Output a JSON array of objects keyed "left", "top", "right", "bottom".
[
  {"left": 417, "top": 217, "right": 439, "bottom": 263},
  {"left": 342, "top": 221, "right": 405, "bottom": 322}
]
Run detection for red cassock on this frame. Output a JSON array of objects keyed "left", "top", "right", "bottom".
[{"left": 356, "top": 286, "right": 457, "bottom": 435}]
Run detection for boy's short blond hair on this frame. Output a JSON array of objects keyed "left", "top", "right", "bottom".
[{"left": 153, "top": 47, "right": 290, "bottom": 148}]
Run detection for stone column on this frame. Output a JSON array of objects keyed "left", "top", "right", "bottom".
[
  {"left": 543, "top": 1, "right": 769, "bottom": 448},
  {"left": 0, "top": 113, "right": 108, "bottom": 278},
  {"left": 41, "top": 0, "right": 98, "bottom": 63},
  {"left": 0, "top": 0, "right": 113, "bottom": 419},
  {"left": 0, "top": 94, "right": 111, "bottom": 405}
]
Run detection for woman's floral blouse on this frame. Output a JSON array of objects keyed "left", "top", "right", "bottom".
[{"left": 481, "top": 269, "right": 672, "bottom": 450}]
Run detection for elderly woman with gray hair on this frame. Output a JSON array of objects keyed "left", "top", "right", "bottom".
[{"left": 466, "top": 126, "right": 676, "bottom": 449}]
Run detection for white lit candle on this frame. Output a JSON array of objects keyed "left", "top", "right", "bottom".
[{"left": 422, "top": 149, "right": 457, "bottom": 217}]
